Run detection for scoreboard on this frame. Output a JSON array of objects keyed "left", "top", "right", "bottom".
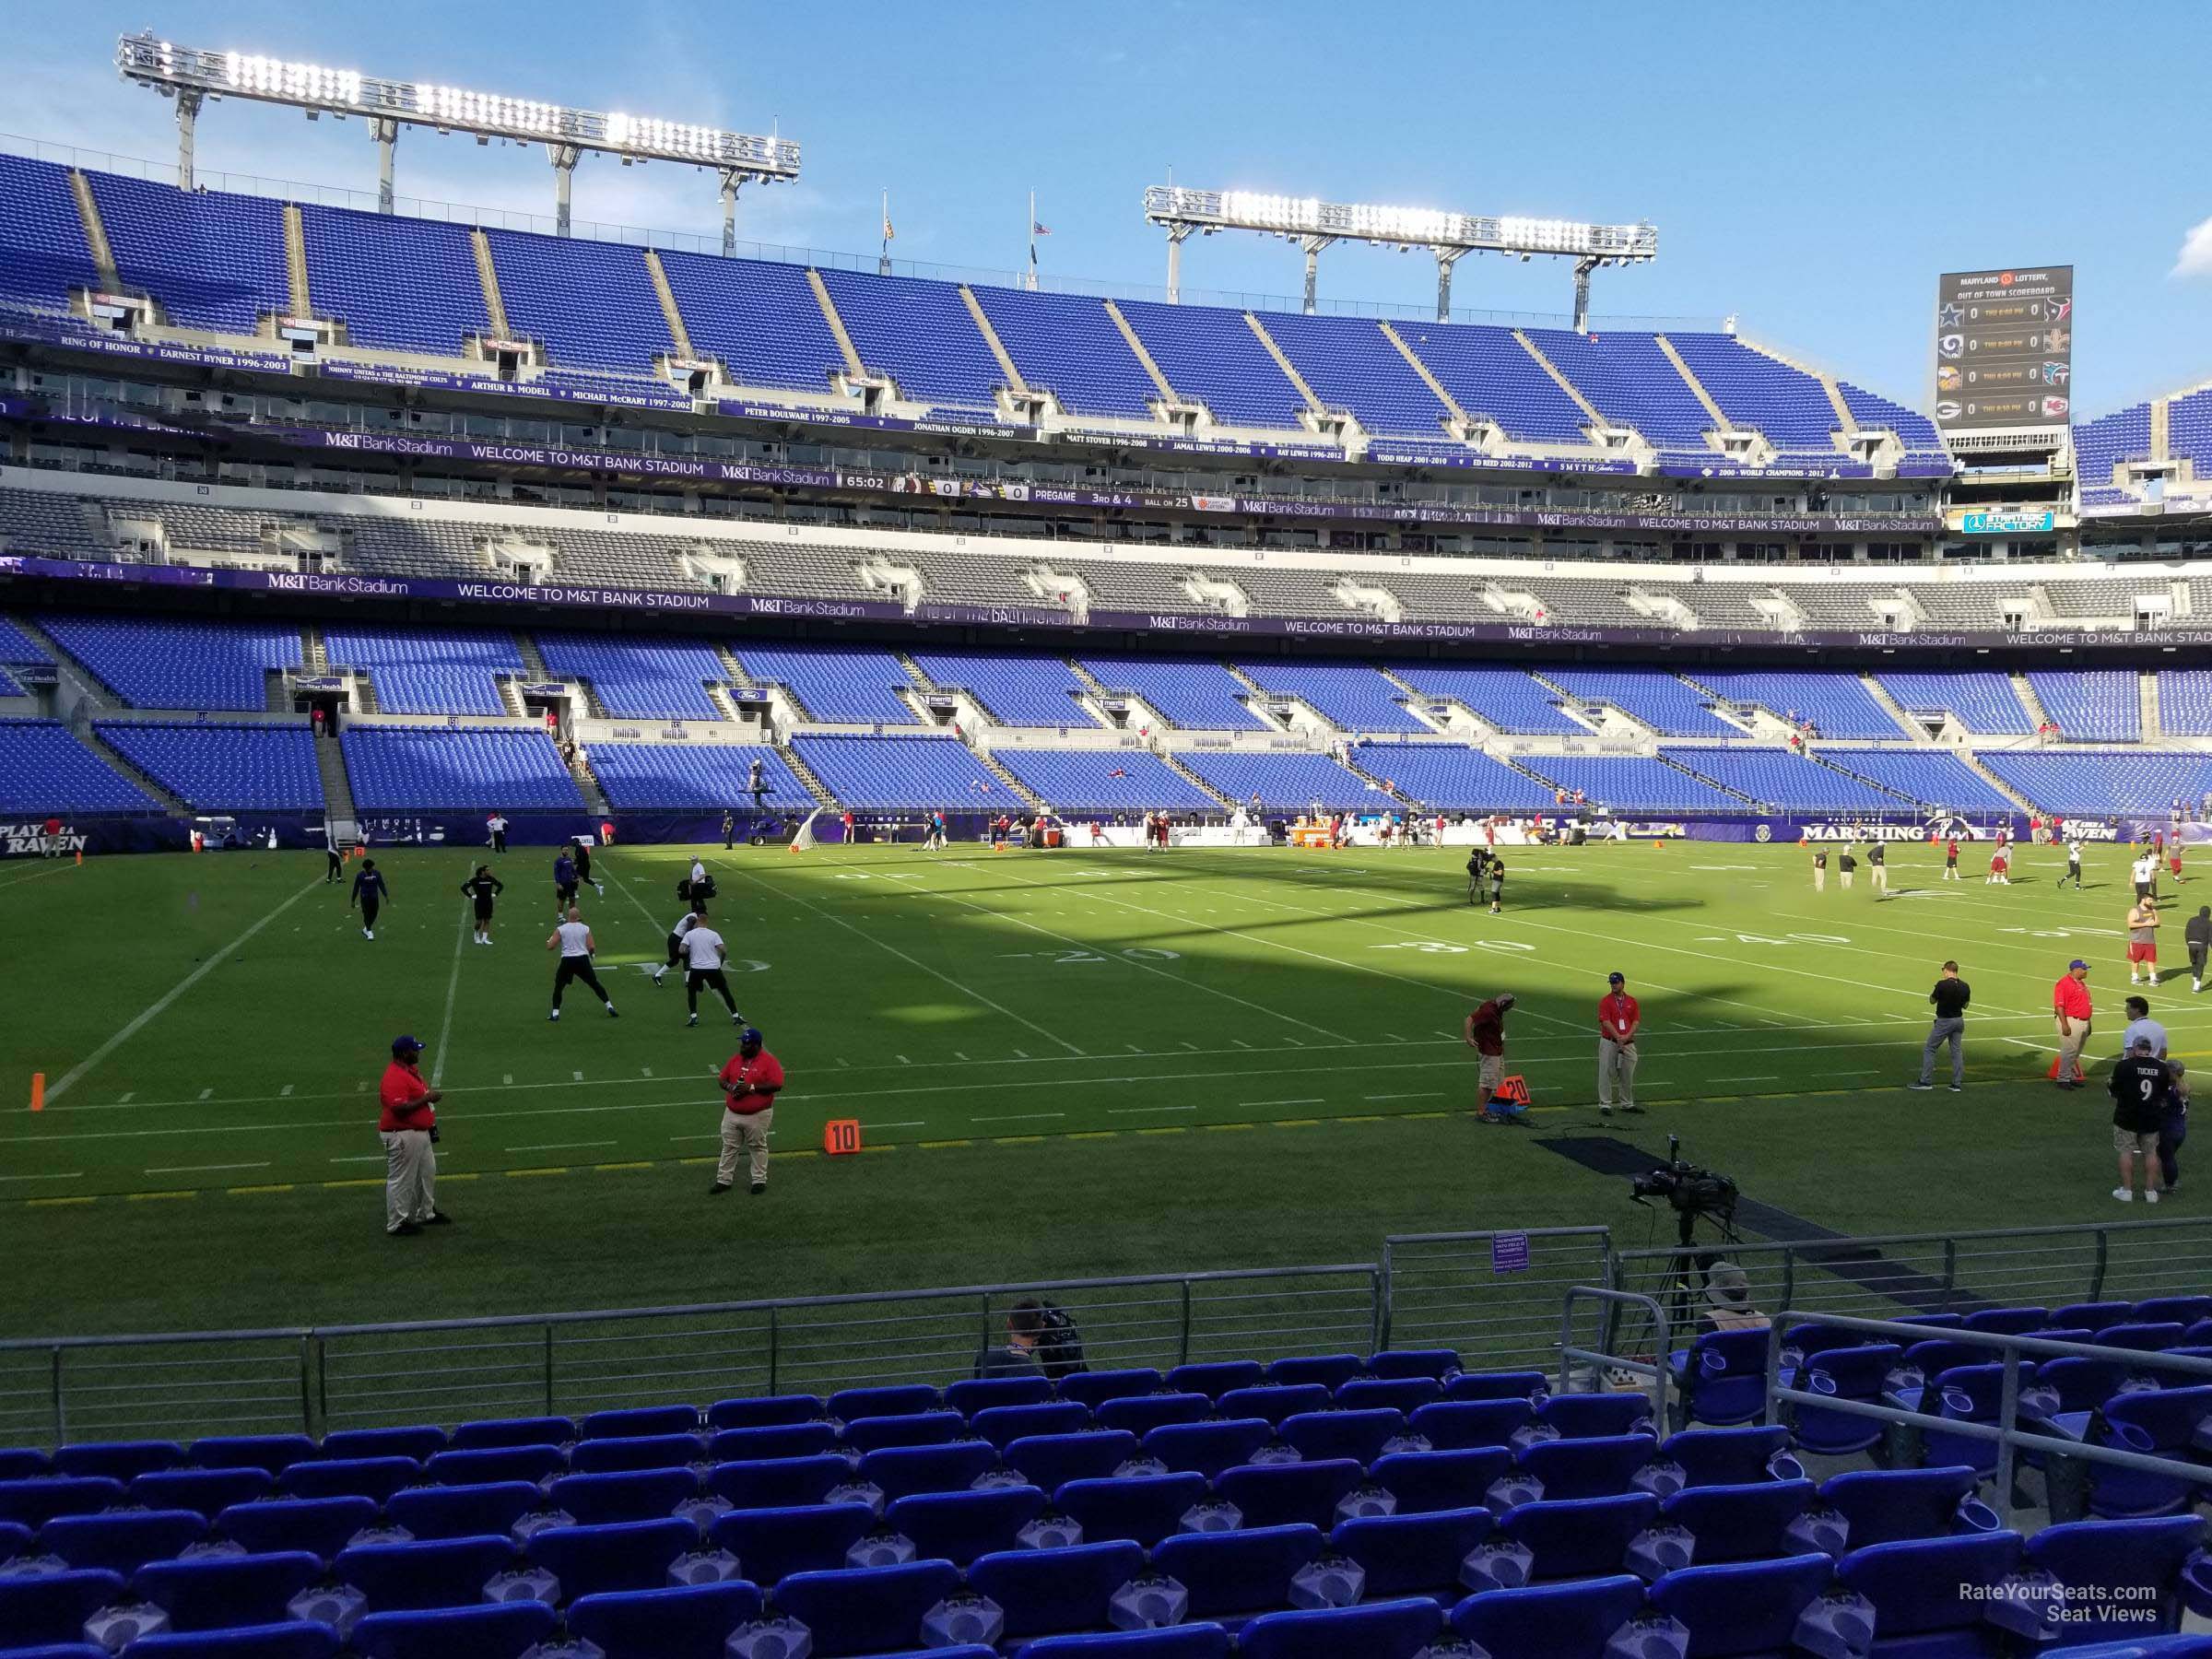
[{"left": 1933, "top": 266, "right": 2074, "bottom": 433}]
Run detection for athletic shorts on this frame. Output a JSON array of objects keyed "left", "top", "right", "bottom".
[
  {"left": 2114, "top": 1125, "right": 2160, "bottom": 1157},
  {"left": 2129, "top": 942, "right": 2159, "bottom": 964}
]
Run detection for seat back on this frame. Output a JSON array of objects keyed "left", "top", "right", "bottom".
[
  {"left": 883, "top": 1483, "right": 1046, "bottom": 1565},
  {"left": 1514, "top": 1432, "right": 1656, "bottom": 1500},
  {"left": 134, "top": 1550, "right": 324, "bottom": 1630},
  {"left": 2025, "top": 1513, "right": 2202, "bottom": 1638},
  {"left": 1648, "top": 1552, "right": 1836, "bottom": 1657},
  {"left": 568, "top": 1433, "right": 704, "bottom": 1475},
  {"left": 1213, "top": 1459, "right": 1363, "bottom": 1530},
  {"left": 1836, "top": 1531, "right": 2025, "bottom": 1638},
  {"left": 0, "top": 1475, "right": 127, "bottom": 1527},
  {"left": 278, "top": 1455, "right": 424, "bottom": 1504},
  {"left": 524, "top": 1516, "right": 698, "bottom": 1596},
  {"left": 1149, "top": 1523, "right": 1324, "bottom": 1618},
  {"left": 1409, "top": 1399, "right": 1532, "bottom": 1451},
  {"left": 1163, "top": 1360, "right": 1265, "bottom": 1400},
  {"left": 944, "top": 1374, "right": 1054, "bottom": 1417},
  {"left": 1659, "top": 1479, "right": 1817, "bottom": 1565},
  {"left": 385, "top": 1480, "right": 541, "bottom": 1541},
  {"left": 448, "top": 1416, "right": 574, "bottom": 1452},
  {"left": 1371, "top": 1448, "right": 1512, "bottom": 1514},
  {"left": 1004, "top": 1430, "right": 1139, "bottom": 1491},
  {"left": 1450, "top": 1572, "right": 1646, "bottom": 1659},
  {"left": 352, "top": 1601, "right": 559, "bottom": 1659},
  {"left": 1655, "top": 1427, "right": 1792, "bottom": 1488},
  {"left": 1370, "top": 1348, "right": 1461, "bottom": 1382},
  {"left": 1053, "top": 1472, "right": 1210, "bottom": 1548},
  {"left": 1817, "top": 1465, "right": 1983, "bottom": 1548},
  {"left": 841, "top": 1411, "right": 964, "bottom": 1454},
  {"left": 707, "top": 1502, "right": 875, "bottom": 1584},
  {"left": 706, "top": 1394, "right": 823, "bottom": 1430},
  {"left": 1264, "top": 1355, "right": 1365, "bottom": 1392},
  {"left": 1239, "top": 1597, "right": 1443, "bottom": 1659},
  {"left": 1142, "top": 1418, "right": 1276, "bottom": 1479},
  {"left": 1538, "top": 1394, "right": 1655, "bottom": 1440},
  {"left": 1331, "top": 1505, "right": 1493, "bottom": 1596},
  {"left": 706, "top": 1453, "right": 850, "bottom": 1513},
  {"left": 37, "top": 1509, "right": 207, "bottom": 1576},
  {"left": 129, "top": 1467, "right": 272, "bottom": 1519},
  {"left": 970, "top": 1400, "right": 1089, "bottom": 1450},
  {"left": 335, "top": 1534, "right": 516, "bottom": 1612},
  {"left": 101, "top": 1622, "right": 339, "bottom": 1658},
  {"left": 565, "top": 1581, "right": 765, "bottom": 1659},
  {"left": 1277, "top": 1407, "right": 1403, "bottom": 1466},
  {"left": 968, "top": 1540, "right": 1147, "bottom": 1639},
  {"left": 187, "top": 1435, "right": 318, "bottom": 1476},
  {"left": 1095, "top": 1393, "right": 1212, "bottom": 1436},
  {"left": 424, "top": 1445, "right": 567, "bottom": 1487},
  {"left": 319, "top": 1426, "right": 449, "bottom": 1463},
  {"left": 1218, "top": 1385, "right": 1330, "bottom": 1427},
  {"left": 827, "top": 1383, "right": 940, "bottom": 1423},
  {"left": 580, "top": 1406, "right": 699, "bottom": 1440},
  {"left": 547, "top": 1467, "right": 700, "bottom": 1525},
  {"left": 1960, "top": 1306, "right": 2049, "bottom": 1335},
  {"left": 771, "top": 1558, "right": 963, "bottom": 1657},
  {"left": 1057, "top": 1369, "right": 1164, "bottom": 1411},
  {"left": 705, "top": 1423, "right": 839, "bottom": 1463},
  {"left": 0, "top": 1567, "right": 129, "bottom": 1647},
  {"left": 858, "top": 1441, "right": 997, "bottom": 1501},
  {"left": 1501, "top": 1492, "right": 1660, "bottom": 1583},
  {"left": 217, "top": 1495, "right": 382, "bottom": 1562},
  {"left": 1446, "top": 1370, "right": 1548, "bottom": 1402},
  {"left": 51, "top": 1441, "right": 184, "bottom": 1481},
  {"left": 1334, "top": 1378, "right": 1442, "bottom": 1414}
]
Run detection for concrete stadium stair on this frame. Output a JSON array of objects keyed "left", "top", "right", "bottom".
[
  {"left": 1160, "top": 751, "right": 1232, "bottom": 807},
  {"left": 642, "top": 251, "right": 695, "bottom": 360},
  {"left": 774, "top": 742, "right": 839, "bottom": 809},
  {"left": 1860, "top": 674, "right": 1932, "bottom": 741},
  {"left": 315, "top": 727, "right": 359, "bottom": 835},
  {"left": 66, "top": 169, "right": 120, "bottom": 292}
]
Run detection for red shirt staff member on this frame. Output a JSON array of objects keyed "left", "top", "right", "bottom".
[
  {"left": 2053, "top": 959, "right": 2094, "bottom": 1089},
  {"left": 1465, "top": 994, "right": 1516, "bottom": 1114},
  {"left": 1597, "top": 971, "right": 1642, "bottom": 1118},
  {"left": 378, "top": 1035, "right": 448, "bottom": 1236},
  {"left": 712, "top": 1027, "right": 786, "bottom": 1196}
]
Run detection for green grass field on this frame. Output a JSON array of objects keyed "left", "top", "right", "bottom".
[{"left": 2, "top": 836, "right": 2199, "bottom": 1339}]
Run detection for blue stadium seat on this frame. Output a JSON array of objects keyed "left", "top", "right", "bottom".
[
  {"left": 1836, "top": 1530, "right": 2025, "bottom": 1654},
  {"left": 35, "top": 1508, "right": 207, "bottom": 1575},
  {"left": 1148, "top": 1524, "right": 1329, "bottom": 1626},
  {"left": 341, "top": 725, "right": 583, "bottom": 813},
  {"left": 831, "top": 1386, "right": 944, "bottom": 1422},
  {"left": 1446, "top": 1371, "right": 1550, "bottom": 1403},
  {"left": 708, "top": 1503, "right": 877, "bottom": 1584},
  {"left": 2102, "top": 1322, "right": 2187, "bottom": 1353},
  {"left": 1673, "top": 1329, "right": 1772, "bottom": 1427},
  {"left": 0, "top": 1476, "right": 125, "bottom": 1526},
  {"left": 129, "top": 1467, "right": 272, "bottom": 1519},
  {"left": 1490, "top": 1493, "right": 1661, "bottom": 1585},
  {"left": 121, "top": 1625, "right": 339, "bottom": 1659},
  {"left": 2026, "top": 1516, "right": 2201, "bottom": 1641},
  {"left": 51, "top": 1441, "right": 182, "bottom": 1482},
  {"left": 1961, "top": 1306, "right": 2050, "bottom": 1335},
  {"left": 318, "top": 1428, "right": 447, "bottom": 1464},
  {"left": 1332, "top": 1506, "right": 1494, "bottom": 1603},
  {"left": 1334, "top": 1378, "right": 1442, "bottom": 1414},
  {"left": 0, "top": 1517, "right": 31, "bottom": 1560},
  {"left": 1924, "top": 1364, "right": 2017, "bottom": 1477},
  {"left": 1053, "top": 1473, "right": 1210, "bottom": 1548},
  {"left": 96, "top": 721, "right": 323, "bottom": 811},
  {"left": 705, "top": 1454, "right": 850, "bottom": 1512},
  {"left": 133, "top": 1549, "right": 324, "bottom": 1630},
  {"left": 1213, "top": 1459, "right": 1364, "bottom": 1529},
  {"left": 384, "top": 1481, "right": 541, "bottom": 1541},
  {"left": 1371, "top": 1449, "right": 1512, "bottom": 1514},
  {"left": 1004, "top": 1431, "right": 1138, "bottom": 1491},
  {"left": 1264, "top": 1357, "right": 1365, "bottom": 1392},
  {"left": 770, "top": 1558, "right": 964, "bottom": 1657},
  {"left": 566, "top": 1581, "right": 766, "bottom": 1659},
  {"left": 1160, "top": 1362, "right": 1265, "bottom": 1402},
  {"left": 1536, "top": 1394, "right": 1656, "bottom": 1441},
  {"left": 1817, "top": 1466, "right": 1996, "bottom": 1550},
  {"left": 1370, "top": 1350, "right": 1461, "bottom": 1382},
  {"left": 547, "top": 1467, "right": 700, "bottom": 1525},
  {"left": 0, "top": 1448, "right": 50, "bottom": 1481},
  {"left": 335, "top": 1535, "right": 519, "bottom": 1612},
  {"left": 1279, "top": 1408, "right": 1404, "bottom": 1466},
  {"left": 217, "top": 1495, "right": 382, "bottom": 1562},
  {"left": 189, "top": 1436, "right": 317, "bottom": 1477},
  {"left": 452, "top": 1417, "right": 577, "bottom": 1452},
  {"left": 1058, "top": 1371, "right": 1163, "bottom": 1411},
  {"left": 1449, "top": 1572, "right": 1645, "bottom": 1659},
  {"left": 1219, "top": 1386, "right": 1331, "bottom": 1428},
  {"left": 860, "top": 1442, "right": 998, "bottom": 1502},
  {"left": 2093, "top": 1387, "right": 2212, "bottom": 1516},
  {"left": 1647, "top": 1552, "right": 1838, "bottom": 1657},
  {"left": 425, "top": 1446, "right": 567, "bottom": 1487},
  {"left": 1648, "top": 1479, "right": 1826, "bottom": 1574},
  {"left": 524, "top": 1516, "right": 697, "bottom": 1598},
  {"left": 2136, "top": 1296, "right": 2212, "bottom": 1328},
  {"left": 1095, "top": 1394, "right": 1211, "bottom": 1437},
  {"left": 844, "top": 1412, "right": 965, "bottom": 1454},
  {"left": 1793, "top": 1343, "right": 1904, "bottom": 1456},
  {"left": 277, "top": 1455, "right": 422, "bottom": 1505},
  {"left": 1009, "top": 1628, "right": 1230, "bottom": 1658},
  {"left": 1140, "top": 1418, "right": 1276, "bottom": 1479},
  {"left": 40, "top": 615, "right": 300, "bottom": 712},
  {"left": 1646, "top": 1427, "right": 1799, "bottom": 1492},
  {"left": 582, "top": 1406, "right": 700, "bottom": 1441},
  {"left": 884, "top": 1484, "right": 1045, "bottom": 1565},
  {"left": 1241, "top": 1599, "right": 1442, "bottom": 1659},
  {"left": 0, "top": 1569, "right": 129, "bottom": 1649},
  {"left": 970, "top": 1402, "right": 1090, "bottom": 1450},
  {"left": 706, "top": 1424, "right": 840, "bottom": 1463},
  {"left": 1501, "top": 1433, "right": 1656, "bottom": 1504},
  {"left": 569, "top": 1432, "right": 704, "bottom": 1475},
  {"left": 2052, "top": 1303, "right": 2136, "bottom": 1334},
  {"left": 944, "top": 1376, "right": 1055, "bottom": 1417},
  {"left": 969, "top": 1541, "right": 1146, "bottom": 1645},
  {"left": 707, "top": 1395, "right": 824, "bottom": 1431},
  {"left": 351, "top": 1600, "right": 559, "bottom": 1659}
]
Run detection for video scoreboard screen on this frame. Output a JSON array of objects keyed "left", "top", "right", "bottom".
[{"left": 1933, "top": 265, "right": 2073, "bottom": 432}]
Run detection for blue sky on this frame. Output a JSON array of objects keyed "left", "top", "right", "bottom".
[{"left": 10, "top": 1, "right": 2207, "bottom": 413}]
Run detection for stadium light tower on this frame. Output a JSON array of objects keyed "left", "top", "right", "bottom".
[
  {"left": 1141, "top": 186, "right": 1656, "bottom": 326},
  {"left": 114, "top": 33, "right": 800, "bottom": 248}
]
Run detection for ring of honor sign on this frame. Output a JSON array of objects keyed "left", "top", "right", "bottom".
[{"left": 1932, "top": 266, "right": 2074, "bottom": 432}]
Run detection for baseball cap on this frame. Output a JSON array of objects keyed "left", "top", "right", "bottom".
[
  {"left": 1607, "top": 971, "right": 1625, "bottom": 985},
  {"left": 738, "top": 1027, "right": 763, "bottom": 1047},
  {"left": 2069, "top": 959, "right": 2089, "bottom": 971},
  {"left": 391, "top": 1034, "right": 425, "bottom": 1056}
]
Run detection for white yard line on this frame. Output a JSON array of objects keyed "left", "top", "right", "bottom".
[
  {"left": 0, "top": 861, "right": 70, "bottom": 893},
  {"left": 146, "top": 1161, "right": 271, "bottom": 1175},
  {"left": 43, "top": 876, "right": 324, "bottom": 1106},
  {"left": 429, "top": 904, "right": 472, "bottom": 1088}
]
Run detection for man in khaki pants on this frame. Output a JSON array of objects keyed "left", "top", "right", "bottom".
[
  {"left": 712, "top": 1026, "right": 785, "bottom": 1196},
  {"left": 378, "top": 1034, "right": 447, "bottom": 1236},
  {"left": 1465, "top": 994, "right": 1515, "bottom": 1108},
  {"left": 1597, "top": 971, "right": 1641, "bottom": 1118},
  {"left": 2054, "top": 959, "right": 2094, "bottom": 1090}
]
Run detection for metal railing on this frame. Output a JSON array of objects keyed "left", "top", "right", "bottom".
[
  {"left": 1764, "top": 1312, "right": 2212, "bottom": 1524},
  {"left": 8, "top": 1218, "right": 2212, "bottom": 1449},
  {"left": 1559, "top": 1287, "right": 1673, "bottom": 1422},
  {"left": 1382, "top": 1226, "right": 1615, "bottom": 1369}
]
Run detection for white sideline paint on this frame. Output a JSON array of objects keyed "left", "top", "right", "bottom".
[
  {"left": 147, "top": 1162, "right": 270, "bottom": 1175},
  {"left": 43, "top": 875, "right": 324, "bottom": 1107},
  {"left": 429, "top": 905, "right": 471, "bottom": 1088}
]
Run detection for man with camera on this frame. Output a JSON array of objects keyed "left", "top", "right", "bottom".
[{"left": 377, "top": 1034, "right": 447, "bottom": 1237}]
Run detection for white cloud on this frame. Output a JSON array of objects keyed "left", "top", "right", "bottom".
[{"left": 2174, "top": 215, "right": 2212, "bottom": 279}]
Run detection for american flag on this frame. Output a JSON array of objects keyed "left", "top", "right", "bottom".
[{"left": 1031, "top": 220, "right": 1052, "bottom": 236}]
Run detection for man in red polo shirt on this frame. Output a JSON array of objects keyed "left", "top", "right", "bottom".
[
  {"left": 1597, "top": 971, "right": 1642, "bottom": 1118},
  {"left": 2053, "top": 960, "right": 2094, "bottom": 1089},
  {"left": 1465, "top": 994, "right": 1516, "bottom": 1115},
  {"left": 378, "top": 1034, "right": 446, "bottom": 1236},
  {"left": 712, "top": 1026, "right": 786, "bottom": 1196}
]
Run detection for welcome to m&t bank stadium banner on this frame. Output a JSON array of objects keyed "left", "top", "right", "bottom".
[{"left": 1933, "top": 266, "right": 2074, "bottom": 433}]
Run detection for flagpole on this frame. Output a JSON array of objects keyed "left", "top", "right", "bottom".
[
  {"left": 879, "top": 188, "right": 890, "bottom": 276},
  {"left": 1027, "top": 188, "right": 1037, "bottom": 291}
]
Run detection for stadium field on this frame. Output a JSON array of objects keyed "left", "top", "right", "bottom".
[{"left": 2, "top": 837, "right": 2198, "bottom": 1338}]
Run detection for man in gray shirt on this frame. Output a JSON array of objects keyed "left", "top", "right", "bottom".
[{"left": 1910, "top": 960, "right": 1971, "bottom": 1092}]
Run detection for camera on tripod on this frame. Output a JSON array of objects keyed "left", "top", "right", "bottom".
[{"left": 1630, "top": 1135, "right": 1740, "bottom": 1236}]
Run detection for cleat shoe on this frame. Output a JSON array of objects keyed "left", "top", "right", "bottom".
[
  {"left": 606, "top": 1006, "right": 619, "bottom": 1018},
  {"left": 1948, "top": 1083, "right": 1963, "bottom": 1092},
  {"left": 708, "top": 1182, "right": 731, "bottom": 1196},
  {"left": 750, "top": 1183, "right": 766, "bottom": 1195},
  {"left": 687, "top": 1014, "right": 698, "bottom": 1027},
  {"left": 1908, "top": 1081, "right": 1935, "bottom": 1090},
  {"left": 653, "top": 967, "right": 665, "bottom": 985},
  {"left": 548, "top": 1010, "right": 560, "bottom": 1021}
]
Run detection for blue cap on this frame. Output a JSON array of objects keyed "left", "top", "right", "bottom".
[
  {"left": 392, "top": 1034, "right": 425, "bottom": 1055},
  {"left": 1607, "top": 971, "right": 1625, "bottom": 984},
  {"left": 739, "top": 1027, "right": 762, "bottom": 1047},
  {"left": 2068, "top": 959, "right": 2089, "bottom": 971}
]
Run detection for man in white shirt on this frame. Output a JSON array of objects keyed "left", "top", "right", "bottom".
[
  {"left": 2135, "top": 852, "right": 2160, "bottom": 902},
  {"left": 681, "top": 918, "right": 744, "bottom": 1028},
  {"left": 2123, "top": 994, "right": 2169, "bottom": 1060},
  {"left": 546, "top": 907, "right": 618, "bottom": 1022},
  {"left": 653, "top": 900, "right": 706, "bottom": 986},
  {"left": 488, "top": 813, "right": 509, "bottom": 854}
]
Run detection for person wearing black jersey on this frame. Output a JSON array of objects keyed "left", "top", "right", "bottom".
[
  {"left": 1811, "top": 848, "right": 1827, "bottom": 892},
  {"left": 460, "top": 866, "right": 505, "bottom": 946},
  {"left": 1867, "top": 841, "right": 1888, "bottom": 894},
  {"left": 1839, "top": 843, "right": 1858, "bottom": 889},
  {"left": 324, "top": 842, "right": 346, "bottom": 883},
  {"left": 350, "top": 858, "right": 390, "bottom": 941},
  {"left": 721, "top": 810, "right": 736, "bottom": 851},
  {"left": 1488, "top": 857, "right": 1505, "bottom": 915},
  {"left": 2188, "top": 906, "right": 2212, "bottom": 994},
  {"left": 2110, "top": 1036, "right": 2172, "bottom": 1204},
  {"left": 571, "top": 836, "right": 604, "bottom": 898},
  {"left": 1910, "top": 960, "right": 1971, "bottom": 1091}
]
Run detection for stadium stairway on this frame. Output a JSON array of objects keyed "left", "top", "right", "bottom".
[
  {"left": 774, "top": 742, "right": 840, "bottom": 810},
  {"left": 1241, "top": 314, "right": 1328, "bottom": 424},
  {"left": 11, "top": 616, "right": 112, "bottom": 715},
  {"left": 470, "top": 229, "right": 512, "bottom": 338},
  {"left": 1102, "top": 299, "right": 1182, "bottom": 406},
  {"left": 1748, "top": 336, "right": 1856, "bottom": 434},
  {"left": 1064, "top": 659, "right": 1134, "bottom": 729},
  {"left": 1655, "top": 753, "right": 1761, "bottom": 807},
  {"left": 806, "top": 268, "right": 867, "bottom": 381},
  {"left": 1858, "top": 675, "right": 1931, "bottom": 741},
  {"left": 314, "top": 728, "right": 357, "bottom": 835},
  {"left": 302, "top": 628, "right": 328, "bottom": 676},
  {"left": 958, "top": 286, "right": 1030, "bottom": 399},
  {"left": 894, "top": 651, "right": 945, "bottom": 721},
  {"left": 968, "top": 743, "right": 1044, "bottom": 812},
  {"left": 1653, "top": 335, "right": 1732, "bottom": 435},
  {"left": 281, "top": 204, "right": 311, "bottom": 318},
  {"left": 263, "top": 670, "right": 292, "bottom": 714},
  {"left": 1512, "top": 328, "right": 1607, "bottom": 429},
  {"left": 71, "top": 719, "right": 191, "bottom": 815},
  {"left": 515, "top": 635, "right": 553, "bottom": 684},
  {"left": 1960, "top": 751, "right": 2036, "bottom": 814},
  {"left": 1378, "top": 321, "right": 1474, "bottom": 429},
  {"left": 1160, "top": 750, "right": 1233, "bottom": 807},
  {"left": 1337, "top": 749, "right": 1402, "bottom": 803},
  {"left": 2143, "top": 672, "right": 2166, "bottom": 744},
  {"left": 2014, "top": 673, "right": 2054, "bottom": 735},
  {"left": 641, "top": 250, "right": 695, "bottom": 359},
  {"left": 571, "top": 753, "right": 613, "bottom": 819},
  {"left": 65, "top": 168, "right": 121, "bottom": 292},
  {"left": 1221, "top": 665, "right": 1293, "bottom": 733}
]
